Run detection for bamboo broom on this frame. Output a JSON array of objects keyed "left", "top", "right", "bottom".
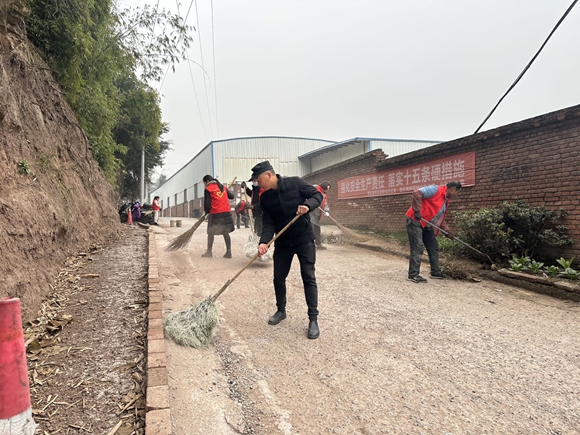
[{"left": 164, "top": 214, "right": 301, "bottom": 348}]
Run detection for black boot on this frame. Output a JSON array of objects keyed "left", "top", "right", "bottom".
[
  {"left": 201, "top": 251, "right": 212, "bottom": 258},
  {"left": 268, "top": 310, "right": 286, "bottom": 325},
  {"left": 307, "top": 319, "right": 319, "bottom": 339},
  {"left": 223, "top": 251, "right": 232, "bottom": 258}
]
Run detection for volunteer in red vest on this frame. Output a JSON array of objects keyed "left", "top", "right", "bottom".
[
  {"left": 152, "top": 196, "right": 161, "bottom": 226},
  {"left": 310, "top": 181, "right": 331, "bottom": 250},
  {"left": 202, "top": 175, "right": 235, "bottom": 258},
  {"left": 235, "top": 199, "right": 250, "bottom": 229},
  {"left": 405, "top": 181, "right": 462, "bottom": 283}
]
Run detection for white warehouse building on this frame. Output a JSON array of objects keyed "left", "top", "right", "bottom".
[{"left": 151, "top": 135, "right": 439, "bottom": 217}]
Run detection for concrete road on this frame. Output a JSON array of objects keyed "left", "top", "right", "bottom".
[{"left": 153, "top": 217, "right": 580, "bottom": 435}]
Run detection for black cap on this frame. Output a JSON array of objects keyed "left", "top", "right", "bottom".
[{"left": 248, "top": 160, "right": 274, "bottom": 181}]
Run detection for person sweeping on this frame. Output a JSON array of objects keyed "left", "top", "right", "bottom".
[
  {"left": 250, "top": 161, "right": 323, "bottom": 340},
  {"left": 201, "top": 175, "right": 235, "bottom": 258},
  {"left": 405, "top": 181, "right": 462, "bottom": 283}
]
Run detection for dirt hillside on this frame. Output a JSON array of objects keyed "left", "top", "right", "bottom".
[{"left": 0, "top": 0, "right": 121, "bottom": 319}]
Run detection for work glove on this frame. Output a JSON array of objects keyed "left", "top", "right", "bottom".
[
  {"left": 325, "top": 212, "right": 330, "bottom": 217},
  {"left": 241, "top": 181, "right": 246, "bottom": 189},
  {"left": 414, "top": 211, "right": 422, "bottom": 221},
  {"left": 445, "top": 230, "right": 454, "bottom": 240}
]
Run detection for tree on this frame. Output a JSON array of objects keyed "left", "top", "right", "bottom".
[
  {"left": 26, "top": 0, "right": 193, "bottom": 186},
  {"left": 113, "top": 73, "right": 170, "bottom": 199}
]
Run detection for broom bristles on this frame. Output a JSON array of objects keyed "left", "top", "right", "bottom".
[
  {"left": 164, "top": 298, "right": 219, "bottom": 348},
  {"left": 165, "top": 214, "right": 206, "bottom": 251}
]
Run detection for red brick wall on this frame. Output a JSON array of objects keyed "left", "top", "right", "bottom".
[{"left": 304, "top": 105, "right": 580, "bottom": 259}]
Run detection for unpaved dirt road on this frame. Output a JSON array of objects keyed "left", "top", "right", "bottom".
[{"left": 153, "top": 218, "right": 580, "bottom": 435}]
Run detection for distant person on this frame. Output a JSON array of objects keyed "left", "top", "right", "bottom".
[
  {"left": 152, "top": 196, "right": 161, "bottom": 225},
  {"left": 235, "top": 199, "right": 250, "bottom": 229},
  {"left": 250, "top": 161, "right": 323, "bottom": 339},
  {"left": 242, "top": 180, "right": 264, "bottom": 236},
  {"left": 406, "top": 181, "right": 462, "bottom": 282},
  {"left": 310, "top": 181, "right": 331, "bottom": 250},
  {"left": 132, "top": 200, "right": 141, "bottom": 222},
  {"left": 202, "top": 175, "right": 235, "bottom": 258}
]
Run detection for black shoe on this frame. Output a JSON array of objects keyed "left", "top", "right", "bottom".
[
  {"left": 201, "top": 251, "right": 212, "bottom": 258},
  {"left": 307, "top": 319, "right": 319, "bottom": 339},
  {"left": 408, "top": 275, "right": 427, "bottom": 283},
  {"left": 223, "top": 251, "right": 232, "bottom": 259},
  {"left": 430, "top": 272, "right": 448, "bottom": 279},
  {"left": 268, "top": 310, "right": 286, "bottom": 325}
]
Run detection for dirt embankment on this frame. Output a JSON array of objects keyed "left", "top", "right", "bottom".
[{"left": 0, "top": 0, "right": 121, "bottom": 318}]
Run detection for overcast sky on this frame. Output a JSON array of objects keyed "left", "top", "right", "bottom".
[{"left": 122, "top": 1, "right": 580, "bottom": 178}]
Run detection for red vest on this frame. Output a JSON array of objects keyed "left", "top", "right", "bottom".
[
  {"left": 405, "top": 185, "right": 448, "bottom": 228},
  {"left": 206, "top": 183, "right": 231, "bottom": 214},
  {"left": 236, "top": 200, "right": 246, "bottom": 213},
  {"left": 152, "top": 200, "right": 161, "bottom": 211}
]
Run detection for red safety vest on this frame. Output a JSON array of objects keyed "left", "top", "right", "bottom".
[
  {"left": 405, "top": 185, "right": 448, "bottom": 228},
  {"left": 206, "top": 183, "right": 231, "bottom": 214}
]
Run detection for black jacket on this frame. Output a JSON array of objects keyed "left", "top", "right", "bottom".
[{"left": 259, "top": 175, "right": 323, "bottom": 247}]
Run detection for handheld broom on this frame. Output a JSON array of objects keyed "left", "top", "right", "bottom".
[
  {"left": 164, "top": 213, "right": 302, "bottom": 348},
  {"left": 420, "top": 218, "right": 494, "bottom": 265}
]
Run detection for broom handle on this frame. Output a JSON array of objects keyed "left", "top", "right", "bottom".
[
  {"left": 317, "top": 207, "right": 357, "bottom": 236},
  {"left": 210, "top": 213, "right": 301, "bottom": 303},
  {"left": 420, "top": 218, "right": 493, "bottom": 264}
]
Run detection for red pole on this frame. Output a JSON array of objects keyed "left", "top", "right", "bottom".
[{"left": 0, "top": 297, "right": 37, "bottom": 432}]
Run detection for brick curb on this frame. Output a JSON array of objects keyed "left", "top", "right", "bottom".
[{"left": 145, "top": 230, "right": 172, "bottom": 435}]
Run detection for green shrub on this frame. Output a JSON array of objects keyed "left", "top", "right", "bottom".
[
  {"left": 556, "top": 257, "right": 575, "bottom": 269},
  {"left": 455, "top": 208, "right": 512, "bottom": 260},
  {"left": 545, "top": 265, "right": 561, "bottom": 277},
  {"left": 455, "top": 200, "right": 574, "bottom": 262},
  {"left": 508, "top": 255, "right": 530, "bottom": 272},
  {"left": 502, "top": 199, "right": 573, "bottom": 257},
  {"left": 529, "top": 260, "right": 544, "bottom": 274}
]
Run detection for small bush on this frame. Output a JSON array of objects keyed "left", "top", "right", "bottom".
[
  {"left": 456, "top": 199, "right": 574, "bottom": 262},
  {"left": 455, "top": 208, "right": 512, "bottom": 260}
]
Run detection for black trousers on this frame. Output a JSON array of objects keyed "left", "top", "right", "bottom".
[{"left": 272, "top": 241, "right": 319, "bottom": 320}]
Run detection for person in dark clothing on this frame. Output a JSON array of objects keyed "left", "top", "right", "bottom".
[
  {"left": 202, "top": 175, "right": 235, "bottom": 258},
  {"left": 249, "top": 161, "right": 323, "bottom": 340},
  {"left": 242, "top": 181, "right": 264, "bottom": 236}
]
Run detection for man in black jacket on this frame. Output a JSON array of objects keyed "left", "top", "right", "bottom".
[{"left": 249, "top": 161, "right": 323, "bottom": 339}]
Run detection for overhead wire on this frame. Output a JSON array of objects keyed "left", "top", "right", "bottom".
[
  {"left": 211, "top": 0, "right": 219, "bottom": 138},
  {"left": 157, "top": 0, "right": 195, "bottom": 92},
  {"left": 194, "top": 0, "right": 215, "bottom": 138},
  {"left": 177, "top": 0, "right": 209, "bottom": 142},
  {"left": 474, "top": 0, "right": 578, "bottom": 134}
]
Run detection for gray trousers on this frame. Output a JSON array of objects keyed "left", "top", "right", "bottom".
[{"left": 406, "top": 217, "right": 441, "bottom": 278}]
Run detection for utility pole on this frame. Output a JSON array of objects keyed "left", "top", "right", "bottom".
[{"left": 140, "top": 147, "right": 145, "bottom": 202}]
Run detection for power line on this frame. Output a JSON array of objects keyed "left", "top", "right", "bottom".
[
  {"left": 194, "top": 0, "right": 215, "bottom": 138},
  {"left": 474, "top": 0, "right": 578, "bottom": 134},
  {"left": 187, "top": 54, "right": 209, "bottom": 143},
  {"left": 211, "top": 0, "right": 219, "bottom": 138},
  {"left": 158, "top": 0, "right": 195, "bottom": 92}
]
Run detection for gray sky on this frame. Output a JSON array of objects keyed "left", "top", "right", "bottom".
[{"left": 125, "top": 1, "right": 580, "bottom": 178}]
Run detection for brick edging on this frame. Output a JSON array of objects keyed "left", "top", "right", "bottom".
[{"left": 145, "top": 230, "right": 172, "bottom": 435}]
